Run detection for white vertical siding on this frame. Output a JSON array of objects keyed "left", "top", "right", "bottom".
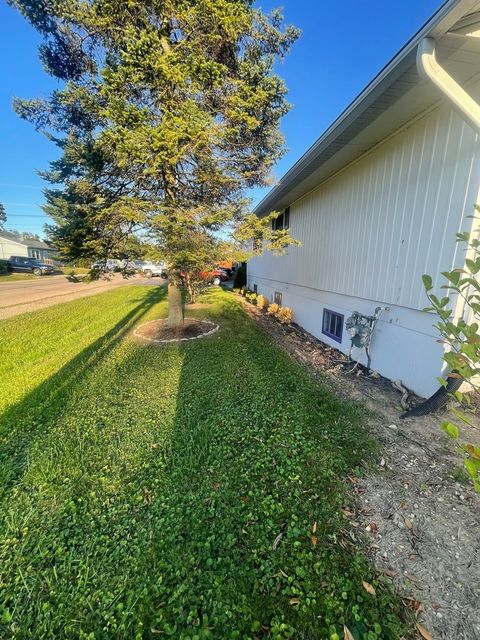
[
  {"left": 0, "top": 239, "right": 27, "bottom": 260},
  {"left": 250, "top": 93, "right": 480, "bottom": 312}
]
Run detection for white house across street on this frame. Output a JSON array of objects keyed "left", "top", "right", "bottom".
[{"left": 0, "top": 230, "right": 57, "bottom": 263}]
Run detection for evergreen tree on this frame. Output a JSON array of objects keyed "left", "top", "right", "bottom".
[{"left": 10, "top": 0, "right": 299, "bottom": 325}]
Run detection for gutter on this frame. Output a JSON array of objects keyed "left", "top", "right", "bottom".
[
  {"left": 416, "top": 36, "right": 480, "bottom": 135},
  {"left": 416, "top": 32, "right": 480, "bottom": 320},
  {"left": 414, "top": 30, "right": 480, "bottom": 405}
]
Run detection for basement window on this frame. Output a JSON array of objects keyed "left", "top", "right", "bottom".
[
  {"left": 274, "top": 291, "right": 282, "bottom": 305},
  {"left": 272, "top": 206, "right": 290, "bottom": 231},
  {"left": 322, "top": 309, "right": 344, "bottom": 343},
  {"left": 253, "top": 284, "right": 258, "bottom": 294}
]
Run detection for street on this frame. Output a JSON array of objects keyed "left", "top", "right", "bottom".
[{"left": 0, "top": 273, "right": 162, "bottom": 320}]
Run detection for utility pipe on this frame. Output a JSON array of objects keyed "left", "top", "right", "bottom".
[{"left": 417, "top": 36, "right": 480, "bottom": 135}]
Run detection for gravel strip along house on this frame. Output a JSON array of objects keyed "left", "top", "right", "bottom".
[{"left": 249, "top": 0, "right": 480, "bottom": 397}]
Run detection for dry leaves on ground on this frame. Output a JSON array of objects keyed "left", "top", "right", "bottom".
[
  {"left": 417, "top": 623, "right": 433, "bottom": 640},
  {"left": 362, "top": 581, "right": 376, "bottom": 596}
]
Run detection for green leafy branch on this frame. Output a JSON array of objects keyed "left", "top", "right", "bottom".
[{"left": 422, "top": 204, "right": 480, "bottom": 491}]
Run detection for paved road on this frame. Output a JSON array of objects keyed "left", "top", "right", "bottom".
[{"left": 0, "top": 274, "right": 162, "bottom": 320}]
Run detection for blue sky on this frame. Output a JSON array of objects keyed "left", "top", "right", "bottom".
[{"left": 0, "top": 0, "right": 444, "bottom": 236}]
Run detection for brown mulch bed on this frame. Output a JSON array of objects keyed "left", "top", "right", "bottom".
[
  {"left": 238, "top": 294, "right": 480, "bottom": 640},
  {"left": 133, "top": 318, "right": 217, "bottom": 343}
]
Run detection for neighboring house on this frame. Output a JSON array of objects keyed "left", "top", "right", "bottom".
[
  {"left": 249, "top": 0, "right": 480, "bottom": 397},
  {"left": 0, "top": 231, "right": 57, "bottom": 263}
]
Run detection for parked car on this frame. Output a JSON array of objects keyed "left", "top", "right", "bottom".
[
  {"left": 91, "top": 259, "right": 123, "bottom": 272},
  {"left": 142, "top": 261, "right": 168, "bottom": 278},
  {"left": 211, "top": 268, "right": 230, "bottom": 283},
  {"left": 197, "top": 269, "right": 229, "bottom": 285},
  {"left": 217, "top": 266, "right": 232, "bottom": 278},
  {"left": 7, "top": 256, "right": 55, "bottom": 276},
  {"left": 178, "top": 269, "right": 227, "bottom": 286},
  {"left": 124, "top": 260, "right": 147, "bottom": 271}
]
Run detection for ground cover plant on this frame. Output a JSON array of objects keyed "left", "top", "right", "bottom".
[{"left": 0, "top": 287, "right": 409, "bottom": 639}]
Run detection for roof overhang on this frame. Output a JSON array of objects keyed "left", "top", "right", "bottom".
[
  {"left": 0, "top": 235, "right": 26, "bottom": 247},
  {"left": 0, "top": 235, "right": 54, "bottom": 250},
  {"left": 254, "top": 0, "right": 480, "bottom": 217}
]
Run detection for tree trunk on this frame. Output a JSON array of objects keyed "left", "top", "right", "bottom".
[
  {"left": 184, "top": 273, "right": 197, "bottom": 304},
  {"left": 167, "top": 272, "right": 184, "bottom": 327}
]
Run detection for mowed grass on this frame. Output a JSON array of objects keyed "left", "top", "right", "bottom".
[
  {"left": 0, "top": 273, "right": 40, "bottom": 282},
  {"left": 0, "top": 269, "right": 88, "bottom": 284},
  {"left": 0, "top": 287, "right": 409, "bottom": 639}
]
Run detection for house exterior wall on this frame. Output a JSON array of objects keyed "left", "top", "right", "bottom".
[
  {"left": 27, "top": 247, "right": 55, "bottom": 262},
  {"left": 248, "top": 95, "right": 480, "bottom": 398},
  {"left": 0, "top": 238, "right": 27, "bottom": 260},
  {"left": 0, "top": 238, "right": 56, "bottom": 262}
]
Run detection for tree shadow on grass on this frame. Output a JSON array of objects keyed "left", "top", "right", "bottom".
[
  {"left": 0, "top": 286, "right": 166, "bottom": 502},
  {"left": 120, "top": 294, "right": 406, "bottom": 638}
]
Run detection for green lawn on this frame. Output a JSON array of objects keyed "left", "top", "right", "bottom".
[
  {"left": 0, "top": 272, "right": 39, "bottom": 282},
  {"left": 0, "top": 287, "right": 409, "bottom": 639},
  {"left": 0, "top": 269, "right": 88, "bottom": 283},
  {"left": 63, "top": 267, "right": 91, "bottom": 276}
]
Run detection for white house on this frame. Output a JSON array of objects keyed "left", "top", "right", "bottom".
[
  {"left": 0, "top": 231, "right": 57, "bottom": 263},
  {"left": 248, "top": 0, "right": 480, "bottom": 397}
]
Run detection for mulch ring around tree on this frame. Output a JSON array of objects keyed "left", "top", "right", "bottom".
[{"left": 133, "top": 318, "right": 219, "bottom": 344}]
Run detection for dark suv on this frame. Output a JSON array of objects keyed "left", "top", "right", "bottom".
[{"left": 7, "top": 256, "right": 55, "bottom": 276}]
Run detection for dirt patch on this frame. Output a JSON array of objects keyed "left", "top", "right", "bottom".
[
  {"left": 133, "top": 318, "right": 219, "bottom": 343},
  {"left": 239, "top": 296, "right": 480, "bottom": 640}
]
